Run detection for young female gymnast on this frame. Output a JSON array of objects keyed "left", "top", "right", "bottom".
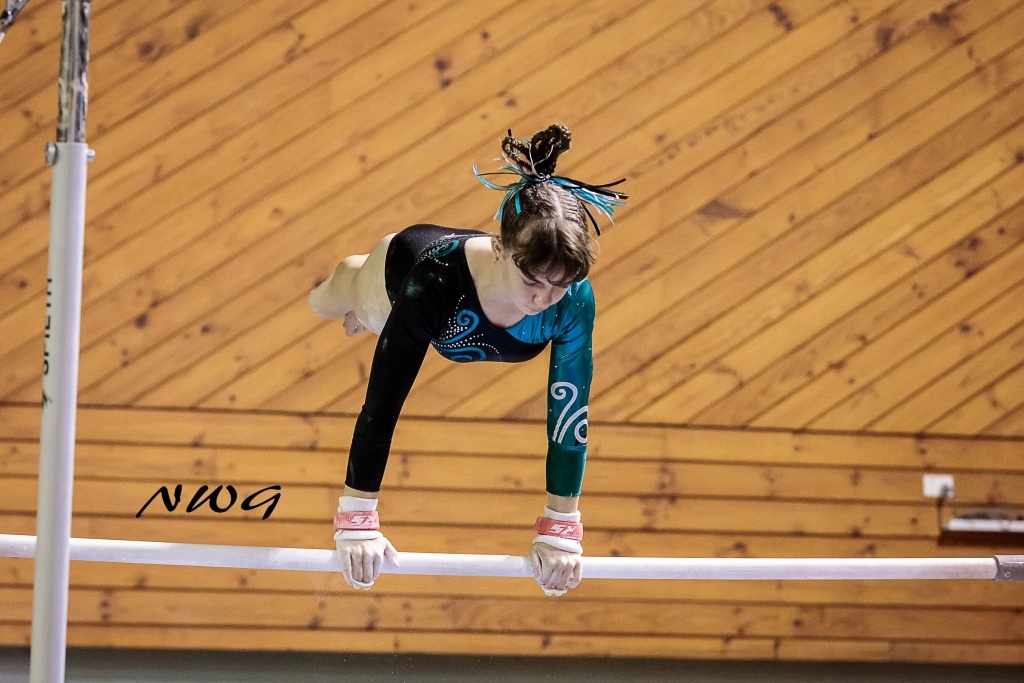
[{"left": 308, "top": 125, "right": 626, "bottom": 595}]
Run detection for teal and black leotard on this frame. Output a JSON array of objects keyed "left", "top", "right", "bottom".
[{"left": 346, "top": 224, "right": 595, "bottom": 497}]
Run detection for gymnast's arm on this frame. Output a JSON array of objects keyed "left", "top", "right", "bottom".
[
  {"left": 335, "top": 263, "right": 445, "bottom": 589},
  {"left": 529, "top": 279, "right": 596, "bottom": 595},
  {"left": 545, "top": 280, "right": 595, "bottom": 500}
]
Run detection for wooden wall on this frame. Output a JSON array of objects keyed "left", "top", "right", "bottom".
[
  {"left": 3, "top": 405, "right": 1024, "bottom": 662},
  {"left": 2, "top": 0, "right": 1024, "bottom": 666}
]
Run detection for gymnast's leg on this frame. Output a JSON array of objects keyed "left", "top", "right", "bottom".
[
  {"left": 308, "top": 233, "right": 395, "bottom": 336},
  {"left": 308, "top": 254, "right": 365, "bottom": 328}
]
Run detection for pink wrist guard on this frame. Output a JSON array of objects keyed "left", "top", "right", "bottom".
[
  {"left": 334, "top": 511, "right": 380, "bottom": 531},
  {"left": 534, "top": 517, "right": 583, "bottom": 541}
]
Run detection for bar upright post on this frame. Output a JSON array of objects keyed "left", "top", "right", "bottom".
[{"left": 29, "top": 1, "right": 91, "bottom": 681}]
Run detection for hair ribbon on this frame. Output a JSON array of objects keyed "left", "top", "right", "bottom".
[{"left": 473, "top": 142, "right": 628, "bottom": 236}]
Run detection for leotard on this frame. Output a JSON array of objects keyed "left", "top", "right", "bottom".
[{"left": 346, "top": 224, "right": 595, "bottom": 497}]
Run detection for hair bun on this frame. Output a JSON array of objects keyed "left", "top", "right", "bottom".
[
  {"left": 501, "top": 124, "right": 572, "bottom": 177},
  {"left": 529, "top": 124, "right": 571, "bottom": 176}
]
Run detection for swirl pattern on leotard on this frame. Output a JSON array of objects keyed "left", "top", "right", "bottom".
[
  {"left": 431, "top": 304, "right": 499, "bottom": 362},
  {"left": 551, "top": 381, "right": 588, "bottom": 444}
]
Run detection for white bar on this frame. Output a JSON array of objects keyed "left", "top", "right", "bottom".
[
  {"left": 0, "top": 534, "right": 1005, "bottom": 580},
  {"left": 31, "top": 140, "right": 88, "bottom": 683}
]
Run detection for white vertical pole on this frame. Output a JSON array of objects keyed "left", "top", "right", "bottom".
[{"left": 29, "top": 1, "right": 91, "bottom": 681}]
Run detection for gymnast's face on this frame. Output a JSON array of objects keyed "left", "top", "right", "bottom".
[{"left": 493, "top": 238, "right": 569, "bottom": 316}]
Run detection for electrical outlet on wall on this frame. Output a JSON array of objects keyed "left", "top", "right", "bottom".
[{"left": 922, "top": 474, "right": 955, "bottom": 499}]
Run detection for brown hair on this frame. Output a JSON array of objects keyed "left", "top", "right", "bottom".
[{"left": 498, "top": 125, "right": 598, "bottom": 286}]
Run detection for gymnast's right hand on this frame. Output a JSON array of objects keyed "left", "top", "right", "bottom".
[
  {"left": 333, "top": 493, "right": 399, "bottom": 589},
  {"left": 335, "top": 535, "right": 399, "bottom": 590}
]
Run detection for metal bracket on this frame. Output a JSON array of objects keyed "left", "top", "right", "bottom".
[
  {"left": 43, "top": 144, "right": 94, "bottom": 166},
  {"left": 0, "top": 0, "right": 31, "bottom": 44},
  {"left": 993, "top": 556, "right": 1024, "bottom": 581}
]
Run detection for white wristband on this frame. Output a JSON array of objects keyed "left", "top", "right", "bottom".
[
  {"left": 335, "top": 529, "right": 383, "bottom": 541},
  {"left": 338, "top": 495, "right": 378, "bottom": 512},
  {"left": 542, "top": 506, "right": 581, "bottom": 523}
]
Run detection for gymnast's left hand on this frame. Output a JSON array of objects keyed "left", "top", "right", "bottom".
[
  {"left": 528, "top": 541, "right": 582, "bottom": 596},
  {"left": 336, "top": 535, "right": 399, "bottom": 590}
]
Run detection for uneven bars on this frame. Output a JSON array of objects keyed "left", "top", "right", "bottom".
[{"left": 2, "top": 534, "right": 1023, "bottom": 581}]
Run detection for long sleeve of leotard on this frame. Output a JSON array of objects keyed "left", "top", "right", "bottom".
[
  {"left": 345, "top": 260, "right": 447, "bottom": 492},
  {"left": 545, "top": 280, "right": 596, "bottom": 497}
]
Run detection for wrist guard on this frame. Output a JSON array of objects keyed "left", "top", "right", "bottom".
[
  {"left": 334, "top": 495, "right": 383, "bottom": 542},
  {"left": 532, "top": 506, "right": 583, "bottom": 554}
]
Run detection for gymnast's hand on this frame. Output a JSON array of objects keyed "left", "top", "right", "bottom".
[
  {"left": 529, "top": 504, "right": 584, "bottom": 595},
  {"left": 528, "top": 541, "right": 583, "bottom": 596},
  {"left": 333, "top": 492, "right": 397, "bottom": 589},
  {"left": 335, "top": 535, "right": 399, "bottom": 590}
]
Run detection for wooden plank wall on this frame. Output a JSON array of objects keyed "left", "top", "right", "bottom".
[
  {"left": 2, "top": 0, "right": 1024, "bottom": 666},
  {"left": 2, "top": 405, "right": 1024, "bottom": 663}
]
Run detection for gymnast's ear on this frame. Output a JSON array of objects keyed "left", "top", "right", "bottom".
[{"left": 491, "top": 235, "right": 504, "bottom": 260}]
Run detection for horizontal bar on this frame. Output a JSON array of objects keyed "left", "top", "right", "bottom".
[
  {"left": 1, "top": 534, "right": 1021, "bottom": 580},
  {"left": 946, "top": 518, "right": 1024, "bottom": 533}
]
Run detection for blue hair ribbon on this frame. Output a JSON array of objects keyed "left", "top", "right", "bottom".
[{"left": 473, "top": 148, "right": 627, "bottom": 236}]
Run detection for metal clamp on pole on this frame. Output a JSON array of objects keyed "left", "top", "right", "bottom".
[
  {"left": 0, "top": 0, "right": 32, "bottom": 44},
  {"left": 993, "top": 556, "right": 1024, "bottom": 581}
]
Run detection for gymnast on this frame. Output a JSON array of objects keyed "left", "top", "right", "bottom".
[{"left": 308, "top": 124, "right": 626, "bottom": 596}]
